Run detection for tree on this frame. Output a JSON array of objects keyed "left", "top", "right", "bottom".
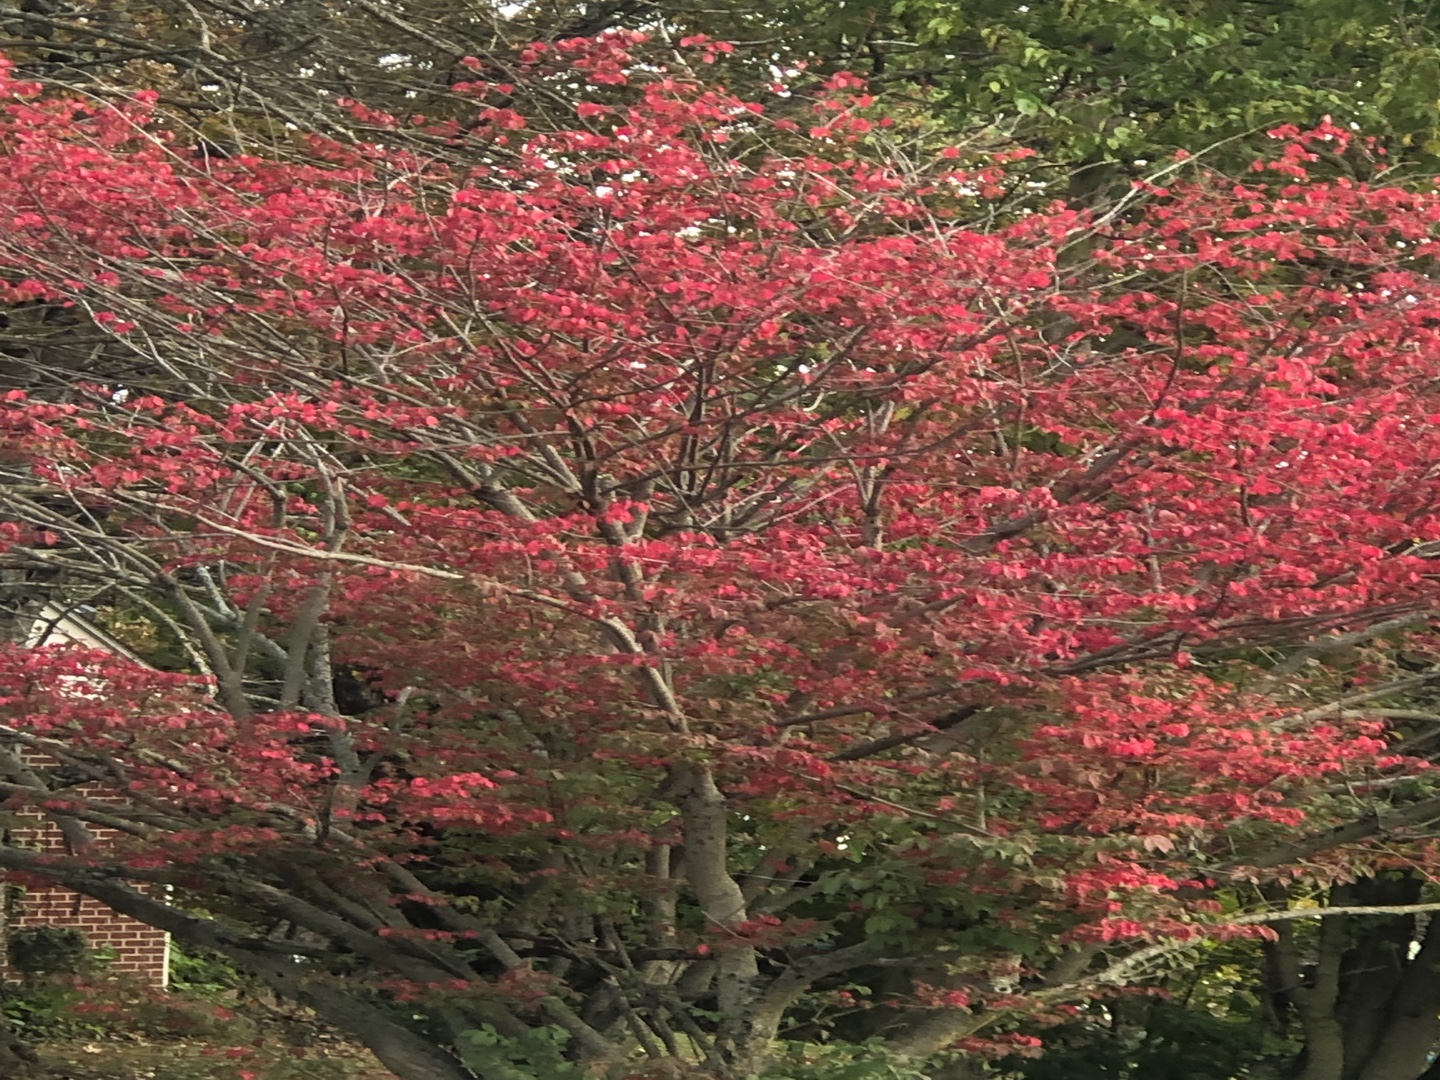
[
  {"left": 688, "top": 0, "right": 1440, "bottom": 170},
  {"left": 1002, "top": 873, "right": 1440, "bottom": 1080},
  {"left": 7, "top": 0, "right": 1440, "bottom": 183},
  {"left": 4, "top": 36, "right": 1440, "bottom": 1080}
]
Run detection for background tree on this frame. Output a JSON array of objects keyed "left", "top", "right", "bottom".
[
  {"left": 691, "top": 0, "right": 1440, "bottom": 172},
  {"left": 3, "top": 0, "right": 1440, "bottom": 181}
]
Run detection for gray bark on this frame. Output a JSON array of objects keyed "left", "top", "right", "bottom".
[
  {"left": 1353, "top": 917, "right": 1440, "bottom": 1080},
  {"left": 0, "top": 849, "right": 473, "bottom": 1080}
]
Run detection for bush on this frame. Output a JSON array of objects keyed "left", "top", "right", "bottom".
[
  {"left": 0, "top": 975, "right": 244, "bottom": 1043},
  {"left": 7, "top": 926, "right": 93, "bottom": 978}
]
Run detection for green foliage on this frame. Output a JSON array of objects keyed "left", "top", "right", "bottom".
[
  {"left": 1, "top": 979, "right": 112, "bottom": 1043},
  {"left": 762, "top": 1039, "right": 936, "bottom": 1080},
  {"left": 684, "top": 0, "right": 1440, "bottom": 178},
  {"left": 166, "top": 941, "right": 256, "bottom": 996},
  {"left": 457, "top": 1024, "right": 584, "bottom": 1080},
  {"left": 7, "top": 925, "right": 92, "bottom": 977},
  {"left": 1003, "top": 999, "right": 1270, "bottom": 1080},
  {"left": 0, "top": 976, "right": 237, "bottom": 1043}
]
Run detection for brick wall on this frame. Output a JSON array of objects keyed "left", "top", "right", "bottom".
[
  {"left": 8, "top": 883, "right": 170, "bottom": 986},
  {"left": 3, "top": 791, "right": 170, "bottom": 987},
  {"left": 4, "top": 613, "right": 173, "bottom": 987}
]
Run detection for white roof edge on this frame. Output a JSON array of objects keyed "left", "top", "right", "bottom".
[{"left": 27, "top": 602, "right": 148, "bottom": 666}]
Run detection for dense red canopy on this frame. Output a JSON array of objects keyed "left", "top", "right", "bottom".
[{"left": 0, "top": 36, "right": 1437, "bottom": 1079}]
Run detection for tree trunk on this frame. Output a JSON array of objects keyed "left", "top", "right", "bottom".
[
  {"left": 0, "top": 1042, "right": 41, "bottom": 1079},
  {"left": 1293, "top": 912, "right": 1349, "bottom": 1080},
  {"left": 1353, "top": 916, "right": 1440, "bottom": 1080},
  {"left": 1339, "top": 876, "right": 1424, "bottom": 1079}
]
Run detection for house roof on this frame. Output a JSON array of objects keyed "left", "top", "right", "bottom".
[{"left": 26, "top": 603, "right": 146, "bottom": 665}]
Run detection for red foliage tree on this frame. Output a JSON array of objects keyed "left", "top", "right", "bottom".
[{"left": 0, "top": 34, "right": 1439, "bottom": 1080}]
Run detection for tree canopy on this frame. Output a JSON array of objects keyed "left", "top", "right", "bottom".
[
  {"left": 696, "top": 0, "right": 1440, "bottom": 167},
  {"left": 7, "top": 0, "right": 1440, "bottom": 178},
  {"left": 4, "top": 28, "right": 1440, "bottom": 1080}
]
